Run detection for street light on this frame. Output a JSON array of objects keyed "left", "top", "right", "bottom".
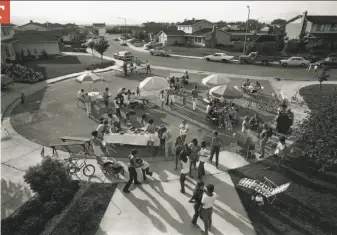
[
  {"left": 118, "top": 17, "right": 127, "bottom": 33},
  {"left": 243, "top": 5, "right": 250, "bottom": 54}
]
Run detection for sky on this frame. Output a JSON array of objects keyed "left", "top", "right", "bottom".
[{"left": 10, "top": 1, "right": 337, "bottom": 25}]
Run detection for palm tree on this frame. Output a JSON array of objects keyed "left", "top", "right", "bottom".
[
  {"left": 94, "top": 39, "right": 110, "bottom": 64},
  {"left": 88, "top": 41, "right": 95, "bottom": 57}
]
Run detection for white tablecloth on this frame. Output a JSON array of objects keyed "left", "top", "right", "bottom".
[
  {"left": 88, "top": 92, "right": 103, "bottom": 101},
  {"left": 104, "top": 132, "right": 160, "bottom": 146}
]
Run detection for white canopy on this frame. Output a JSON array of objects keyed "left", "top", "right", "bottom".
[
  {"left": 139, "top": 76, "right": 170, "bottom": 91},
  {"left": 209, "top": 85, "right": 242, "bottom": 99},
  {"left": 75, "top": 72, "right": 102, "bottom": 84},
  {"left": 202, "top": 74, "right": 231, "bottom": 86}
]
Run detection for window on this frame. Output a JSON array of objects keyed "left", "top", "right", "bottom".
[
  {"left": 330, "top": 24, "right": 337, "bottom": 31},
  {"left": 315, "top": 24, "right": 323, "bottom": 31},
  {"left": 4, "top": 46, "right": 11, "bottom": 57},
  {"left": 199, "top": 25, "right": 201, "bottom": 30},
  {"left": 195, "top": 37, "right": 202, "bottom": 43},
  {"left": 2, "top": 27, "right": 10, "bottom": 36}
]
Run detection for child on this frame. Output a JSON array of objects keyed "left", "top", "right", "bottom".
[
  {"left": 136, "top": 157, "right": 153, "bottom": 180},
  {"left": 136, "top": 86, "right": 140, "bottom": 96},
  {"left": 182, "top": 90, "right": 187, "bottom": 106},
  {"left": 20, "top": 92, "right": 25, "bottom": 104}
]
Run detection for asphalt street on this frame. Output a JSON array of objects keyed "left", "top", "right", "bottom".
[{"left": 104, "top": 34, "right": 337, "bottom": 80}]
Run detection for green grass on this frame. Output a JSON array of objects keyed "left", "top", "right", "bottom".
[
  {"left": 229, "top": 157, "right": 337, "bottom": 235},
  {"left": 22, "top": 55, "right": 111, "bottom": 79},
  {"left": 50, "top": 183, "right": 117, "bottom": 235}
]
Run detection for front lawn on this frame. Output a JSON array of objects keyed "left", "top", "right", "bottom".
[
  {"left": 50, "top": 183, "right": 117, "bottom": 235},
  {"left": 299, "top": 84, "right": 337, "bottom": 110},
  {"left": 21, "top": 55, "right": 114, "bottom": 79},
  {"left": 166, "top": 45, "right": 242, "bottom": 58},
  {"left": 229, "top": 157, "right": 337, "bottom": 235}
]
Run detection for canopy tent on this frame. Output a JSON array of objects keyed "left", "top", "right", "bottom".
[
  {"left": 209, "top": 85, "right": 243, "bottom": 99},
  {"left": 202, "top": 74, "right": 231, "bottom": 87},
  {"left": 75, "top": 72, "right": 102, "bottom": 84},
  {"left": 139, "top": 76, "right": 170, "bottom": 91}
]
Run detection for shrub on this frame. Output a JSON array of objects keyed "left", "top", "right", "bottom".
[
  {"left": 20, "top": 215, "right": 46, "bottom": 234},
  {"left": 1, "top": 63, "right": 45, "bottom": 83},
  {"left": 85, "top": 61, "right": 115, "bottom": 71},
  {"left": 24, "top": 156, "right": 73, "bottom": 200},
  {"left": 77, "top": 48, "right": 87, "bottom": 53}
]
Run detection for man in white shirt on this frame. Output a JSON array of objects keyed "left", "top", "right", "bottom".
[
  {"left": 178, "top": 120, "right": 189, "bottom": 143},
  {"left": 180, "top": 155, "right": 190, "bottom": 194},
  {"left": 200, "top": 184, "right": 217, "bottom": 235},
  {"left": 76, "top": 89, "right": 85, "bottom": 106}
]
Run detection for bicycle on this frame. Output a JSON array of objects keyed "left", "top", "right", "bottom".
[
  {"left": 64, "top": 157, "right": 95, "bottom": 177},
  {"left": 290, "top": 90, "right": 305, "bottom": 107}
]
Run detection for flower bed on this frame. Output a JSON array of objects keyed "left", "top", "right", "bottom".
[
  {"left": 85, "top": 61, "right": 115, "bottom": 71},
  {"left": 50, "top": 183, "right": 118, "bottom": 235},
  {"left": 1, "top": 63, "right": 45, "bottom": 84}
]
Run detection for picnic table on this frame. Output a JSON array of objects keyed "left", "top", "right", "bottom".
[
  {"left": 88, "top": 92, "right": 103, "bottom": 101},
  {"left": 104, "top": 132, "right": 160, "bottom": 146}
]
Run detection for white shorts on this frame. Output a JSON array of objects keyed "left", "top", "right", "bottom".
[
  {"left": 148, "top": 133, "right": 156, "bottom": 142},
  {"left": 169, "top": 95, "right": 175, "bottom": 103}
]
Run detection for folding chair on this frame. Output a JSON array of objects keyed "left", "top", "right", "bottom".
[{"left": 238, "top": 177, "right": 290, "bottom": 204}]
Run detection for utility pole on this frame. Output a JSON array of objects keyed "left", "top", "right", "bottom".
[
  {"left": 118, "top": 17, "right": 127, "bottom": 33},
  {"left": 243, "top": 5, "right": 250, "bottom": 54}
]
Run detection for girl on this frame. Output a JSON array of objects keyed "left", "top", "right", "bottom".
[
  {"left": 198, "top": 141, "right": 210, "bottom": 180},
  {"left": 136, "top": 86, "right": 140, "bottom": 96},
  {"left": 179, "top": 145, "right": 190, "bottom": 194},
  {"left": 189, "top": 181, "right": 204, "bottom": 224},
  {"left": 174, "top": 136, "right": 184, "bottom": 170},
  {"left": 188, "top": 138, "right": 201, "bottom": 178}
]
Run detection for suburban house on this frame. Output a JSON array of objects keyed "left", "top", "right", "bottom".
[
  {"left": 18, "top": 20, "right": 64, "bottom": 31},
  {"left": 285, "top": 11, "right": 337, "bottom": 49},
  {"left": 157, "top": 19, "right": 231, "bottom": 47},
  {"left": 93, "top": 23, "right": 106, "bottom": 36},
  {"left": 1, "top": 24, "right": 60, "bottom": 63}
]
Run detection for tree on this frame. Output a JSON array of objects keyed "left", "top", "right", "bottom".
[
  {"left": 271, "top": 18, "right": 287, "bottom": 26},
  {"left": 24, "top": 156, "right": 73, "bottom": 199},
  {"left": 94, "top": 39, "right": 110, "bottom": 64},
  {"left": 92, "top": 28, "right": 99, "bottom": 36},
  {"left": 294, "top": 94, "right": 337, "bottom": 172},
  {"left": 88, "top": 41, "right": 95, "bottom": 57}
]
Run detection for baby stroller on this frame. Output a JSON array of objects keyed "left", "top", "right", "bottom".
[{"left": 93, "top": 145, "right": 125, "bottom": 179}]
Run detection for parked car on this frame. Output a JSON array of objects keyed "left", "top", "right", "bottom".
[
  {"left": 327, "top": 53, "right": 337, "bottom": 58},
  {"left": 1, "top": 74, "right": 15, "bottom": 89},
  {"left": 280, "top": 57, "right": 310, "bottom": 67},
  {"left": 113, "top": 51, "right": 134, "bottom": 61},
  {"left": 144, "top": 41, "right": 163, "bottom": 49},
  {"left": 150, "top": 49, "right": 170, "bottom": 57},
  {"left": 317, "top": 57, "right": 337, "bottom": 68},
  {"left": 204, "top": 53, "right": 234, "bottom": 62},
  {"left": 239, "top": 52, "right": 276, "bottom": 66},
  {"left": 113, "top": 37, "right": 119, "bottom": 41},
  {"left": 120, "top": 41, "right": 128, "bottom": 46}
]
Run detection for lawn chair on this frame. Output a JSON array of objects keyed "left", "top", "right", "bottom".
[
  {"left": 231, "top": 132, "right": 255, "bottom": 160},
  {"left": 238, "top": 177, "right": 290, "bottom": 204}
]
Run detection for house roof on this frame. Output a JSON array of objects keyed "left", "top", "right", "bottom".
[
  {"left": 12, "top": 31, "right": 59, "bottom": 43},
  {"left": 43, "top": 22, "right": 64, "bottom": 28},
  {"left": 192, "top": 28, "right": 213, "bottom": 36},
  {"left": 18, "top": 21, "right": 45, "bottom": 28},
  {"left": 178, "top": 19, "right": 205, "bottom": 26},
  {"left": 18, "top": 30, "right": 63, "bottom": 38},
  {"left": 160, "top": 30, "right": 185, "bottom": 36},
  {"left": 306, "top": 15, "right": 337, "bottom": 24},
  {"left": 93, "top": 23, "right": 106, "bottom": 27}
]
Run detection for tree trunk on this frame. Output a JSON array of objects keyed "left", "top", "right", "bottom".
[
  {"left": 320, "top": 81, "right": 322, "bottom": 91},
  {"left": 91, "top": 49, "right": 94, "bottom": 57},
  {"left": 101, "top": 54, "right": 103, "bottom": 64}
]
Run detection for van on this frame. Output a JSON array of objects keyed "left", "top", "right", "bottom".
[
  {"left": 1, "top": 74, "right": 15, "bottom": 89},
  {"left": 113, "top": 51, "right": 134, "bottom": 61}
]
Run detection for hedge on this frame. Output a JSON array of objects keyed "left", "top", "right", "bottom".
[{"left": 85, "top": 61, "right": 115, "bottom": 71}]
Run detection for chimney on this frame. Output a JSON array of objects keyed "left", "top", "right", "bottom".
[{"left": 30, "top": 20, "right": 33, "bottom": 23}]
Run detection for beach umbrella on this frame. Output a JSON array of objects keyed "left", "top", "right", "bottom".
[
  {"left": 209, "top": 85, "right": 243, "bottom": 99},
  {"left": 75, "top": 72, "right": 102, "bottom": 84},
  {"left": 202, "top": 74, "right": 231, "bottom": 86},
  {"left": 139, "top": 76, "right": 169, "bottom": 91}
]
